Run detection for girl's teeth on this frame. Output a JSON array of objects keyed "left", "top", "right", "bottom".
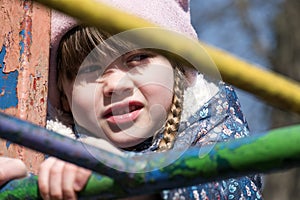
[
  {"left": 130, "top": 105, "right": 136, "bottom": 111},
  {"left": 113, "top": 106, "right": 131, "bottom": 116}
]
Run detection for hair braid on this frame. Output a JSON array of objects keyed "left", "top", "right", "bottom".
[{"left": 158, "top": 66, "right": 185, "bottom": 151}]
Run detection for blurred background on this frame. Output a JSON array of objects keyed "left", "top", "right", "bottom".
[{"left": 190, "top": 0, "right": 300, "bottom": 199}]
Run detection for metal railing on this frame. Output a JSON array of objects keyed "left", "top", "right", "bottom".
[
  {"left": 0, "top": 112, "right": 300, "bottom": 199},
  {"left": 0, "top": 0, "right": 300, "bottom": 199}
]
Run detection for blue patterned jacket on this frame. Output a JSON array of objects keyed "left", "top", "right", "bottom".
[
  {"left": 161, "top": 83, "right": 263, "bottom": 200},
  {"left": 75, "top": 81, "right": 263, "bottom": 199}
]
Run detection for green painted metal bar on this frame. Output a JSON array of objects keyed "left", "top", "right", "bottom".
[{"left": 1, "top": 111, "right": 300, "bottom": 199}]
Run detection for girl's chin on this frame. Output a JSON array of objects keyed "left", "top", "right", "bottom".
[{"left": 111, "top": 137, "right": 148, "bottom": 149}]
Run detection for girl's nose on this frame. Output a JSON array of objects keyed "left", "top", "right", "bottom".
[{"left": 102, "top": 69, "right": 134, "bottom": 98}]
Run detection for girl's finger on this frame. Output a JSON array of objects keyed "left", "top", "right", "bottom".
[
  {"left": 48, "top": 159, "right": 65, "bottom": 200},
  {"left": 62, "top": 163, "right": 78, "bottom": 200},
  {"left": 0, "top": 157, "right": 27, "bottom": 186},
  {"left": 38, "top": 157, "right": 57, "bottom": 200},
  {"left": 73, "top": 167, "right": 92, "bottom": 192}
]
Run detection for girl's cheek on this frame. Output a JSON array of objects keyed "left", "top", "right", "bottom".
[
  {"left": 132, "top": 69, "right": 173, "bottom": 90},
  {"left": 72, "top": 84, "right": 98, "bottom": 107}
]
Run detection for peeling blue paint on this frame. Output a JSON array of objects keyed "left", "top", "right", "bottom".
[
  {"left": 0, "top": 45, "right": 19, "bottom": 109},
  {"left": 19, "top": 27, "right": 32, "bottom": 59},
  {"left": 19, "top": 30, "right": 25, "bottom": 56},
  {"left": 6, "top": 140, "right": 12, "bottom": 149}
]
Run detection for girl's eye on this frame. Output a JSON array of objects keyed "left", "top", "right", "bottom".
[
  {"left": 129, "top": 54, "right": 149, "bottom": 62},
  {"left": 78, "top": 65, "right": 103, "bottom": 75},
  {"left": 125, "top": 53, "right": 152, "bottom": 67}
]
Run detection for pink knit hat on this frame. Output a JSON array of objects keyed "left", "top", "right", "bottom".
[{"left": 49, "top": 0, "right": 198, "bottom": 111}]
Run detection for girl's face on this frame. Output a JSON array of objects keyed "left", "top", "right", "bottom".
[{"left": 63, "top": 50, "right": 174, "bottom": 148}]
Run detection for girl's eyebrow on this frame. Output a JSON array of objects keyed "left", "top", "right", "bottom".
[
  {"left": 123, "top": 50, "right": 140, "bottom": 57},
  {"left": 124, "top": 49, "right": 154, "bottom": 56},
  {"left": 122, "top": 49, "right": 157, "bottom": 59},
  {"left": 80, "top": 61, "right": 102, "bottom": 68}
]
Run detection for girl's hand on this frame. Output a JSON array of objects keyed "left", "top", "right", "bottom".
[
  {"left": 0, "top": 157, "right": 27, "bottom": 186},
  {"left": 38, "top": 157, "right": 91, "bottom": 200}
]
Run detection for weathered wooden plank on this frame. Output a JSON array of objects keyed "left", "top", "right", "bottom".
[{"left": 0, "top": 0, "right": 50, "bottom": 173}]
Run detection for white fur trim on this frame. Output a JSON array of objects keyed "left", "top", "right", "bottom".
[
  {"left": 181, "top": 74, "right": 219, "bottom": 122},
  {"left": 46, "top": 119, "right": 75, "bottom": 139},
  {"left": 46, "top": 119, "right": 124, "bottom": 156}
]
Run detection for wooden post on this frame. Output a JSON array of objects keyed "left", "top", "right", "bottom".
[{"left": 0, "top": 0, "right": 50, "bottom": 173}]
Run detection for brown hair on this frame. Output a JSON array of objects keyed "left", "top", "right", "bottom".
[
  {"left": 57, "top": 26, "right": 134, "bottom": 92},
  {"left": 56, "top": 26, "right": 185, "bottom": 151},
  {"left": 157, "top": 66, "right": 185, "bottom": 151}
]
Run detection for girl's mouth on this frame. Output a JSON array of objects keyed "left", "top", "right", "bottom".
[{"left": 103, "top": 101, "right": 144, "bottom": 124}]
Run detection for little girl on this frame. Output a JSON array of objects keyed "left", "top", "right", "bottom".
[{"left": 41, "top": 0, "right": 263, "bottom": 199}]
